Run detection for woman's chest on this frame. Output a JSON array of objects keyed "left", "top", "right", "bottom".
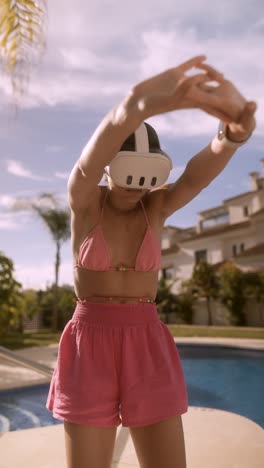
[{"left": 71, "top": 200, "right": 164, "bottom": 264}]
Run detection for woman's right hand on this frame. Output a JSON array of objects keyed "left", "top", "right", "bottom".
[{"left": 130, "top": 55, "right": 243, "bottom": 124}]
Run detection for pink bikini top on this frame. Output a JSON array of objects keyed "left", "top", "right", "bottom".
[{"left": 74, "top": 188, "right": 161, "bottom": 272}]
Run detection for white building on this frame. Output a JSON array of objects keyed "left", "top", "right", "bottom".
[{"left": 161, "top": 159, "right": 264, "bottom": 294}]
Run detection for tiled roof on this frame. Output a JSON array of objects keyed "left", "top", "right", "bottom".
[
  {"left": 163, "top": 225, "right": 192, "bottom": 232},
  {"left": 223, "top": 190, "right": 254, "bottom": 203},
  {"left": 163, "top": 225, "right": 178, "bottom": 230},
  {"left": 198, "top": 205, "right": 228, "bottom": 215},
  {"left": 179, "top": 220, "right": 251, "bottom": 243},
  {"left": 198, "top": 187, "right": 264, "bottom": 213}
]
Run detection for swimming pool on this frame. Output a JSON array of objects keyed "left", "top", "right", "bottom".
[{"left": 0, "top": 344, "right": 263, "bottom": 431}]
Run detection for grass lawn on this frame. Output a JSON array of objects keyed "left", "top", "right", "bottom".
[
  {"left": 0, "top": 325, "right": 263, "bottom": 349},
  {"left": 0, "top": 330, "right": 62, "bottom": 350},
  {"left": 169, "top": 324, "right": 264, "bottom": 339}
]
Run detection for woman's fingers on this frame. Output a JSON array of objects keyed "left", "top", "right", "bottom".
[
  {"left": 177, "top": 71, "right": 224, "bottom": 93},
  {"left": 195, "top": 81, "right": 248, "bottom": 122},
  {"left": 176, "top": 72, "right": 212, "bottom": 93},
  {"left": 134, "top": 58, "right": 250, "bottom": 121},
  {"left": 197, "top": 62, "right": 225, "bottom": 80},
  {"left": 238, "top": 101, "right": 257, "bottom": 123},
  {"left": 188, "top": 82, "right": 236, "bottom": 122},
  {"left": 189, "top": 84, "right": 240, "bottom": 120},
  {"left": 175, "top": 74, "right": 235, "bottom": 122},
  {"left": 229, "top": 101, "right": 257, "bottom": 134},
  {"left": 197, "top": 83, "right": 220, "bottom": 93},
  {"left": 177, "top": 55, "right": 207, "bottom": 73}
]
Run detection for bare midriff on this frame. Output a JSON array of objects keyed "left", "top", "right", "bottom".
[{"left": 73, "top": 268, "right": 159, "bottom": 304}]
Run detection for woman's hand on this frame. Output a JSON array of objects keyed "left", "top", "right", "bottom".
[
  {"left": 226, "top": 101, "right": 257, "bottom": 142},
  {"left": 131, "top": 56, "right": 256, "bottom": 125},
  {"left": 198, "top": 75, "right": 257, "bottom": 138}
]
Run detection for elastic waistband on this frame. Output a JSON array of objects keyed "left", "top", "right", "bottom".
[{"left": 72, "top": 301, "right": 160, "bottom": 326}]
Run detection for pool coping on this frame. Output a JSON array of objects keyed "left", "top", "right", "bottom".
[
  {"left": 0, "top": 337, "right": 263, "bottom": 391},
  {"left": 0, "top": 406, "right": 263, "bottom": 468},
  {"left": 174, "top": 337, "right": 264, "bottom": 350}
]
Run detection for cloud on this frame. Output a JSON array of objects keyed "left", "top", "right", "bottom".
[
  {"left": 0, "top": 190, "right": 70, "bottom": 234},
  {"left": 0, "top": 0, "right": 262, "bottom": 138},
  {"left": 15, "top": 259, "right": 74, "bottom": 289},
  {"left": 55, "top": 171, "right": 69, "bottom": 180},
  {"left": 5, "top": 159, "right": 52, "bottom": 181},
  {"left": 60, "top": 48, "right": 101, "bottom": 72},
  {"left": 0, "top": 191, "right": 46, "bottom": 209},
  {"left": 0, "top": 212, "right": 32, "bottom": 230},
  {"left": 0, "top": 214, "right": 20, "bottom": 230},
  {"left": 148, "top": 111, "right": 217, "bottom": 138},
  {"left": 45, "top": 145, "right": 64, "bottom": 153},
  {"left": 6, "top": 160, "right": 33, "bottom": 178},
  {"left": 0, "top": 195, "right": 16, "bottom": 209}
]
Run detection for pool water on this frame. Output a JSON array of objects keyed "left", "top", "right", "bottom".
[
  {"left": 180, "top": 345, "right": 264, "bottom": 428},
  {"left": 0, "top": 344, "right": 263, "bottom": 431}
]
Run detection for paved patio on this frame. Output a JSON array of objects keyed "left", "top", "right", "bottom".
[{"left": 0, "top": 337, "right": 263, "bottom": 468}]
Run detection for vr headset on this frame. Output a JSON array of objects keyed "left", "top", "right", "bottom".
[{"left": 106, "top": 122, "right": 173, "bottom": 190}]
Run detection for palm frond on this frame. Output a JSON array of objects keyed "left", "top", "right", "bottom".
[
  {"left": 0, "top": 0, "right": 48, "bottom": 103},
  {"left": 11, "top": 192, "right": 71, "bottom": 243},
  {"left": 33, "top": 207, "right": 71, "bottom": 242}
]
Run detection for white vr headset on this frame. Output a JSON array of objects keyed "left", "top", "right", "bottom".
[{"left": 105, "top": 122, "right": 173, "bottom": 190}]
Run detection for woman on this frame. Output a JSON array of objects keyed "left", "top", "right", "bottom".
[{"left": 46, "top": 55, "right": 256, "bottom": 468}]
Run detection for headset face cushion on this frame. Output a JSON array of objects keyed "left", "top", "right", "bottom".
[{"left": 109, "top": 151, "right": 172, "bottom": 189}]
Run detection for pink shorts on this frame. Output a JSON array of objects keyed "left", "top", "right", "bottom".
[{"left": 46, "top": 301, "right": 188, "bottom": 427}]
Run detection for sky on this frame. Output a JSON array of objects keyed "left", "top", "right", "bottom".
[{"left": 0, "top": 0, "right": 263, "bottom": 290}]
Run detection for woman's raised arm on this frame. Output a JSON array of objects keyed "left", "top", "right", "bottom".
[{"left": 67, "top": 55, "right": 244, "bottom": 212}]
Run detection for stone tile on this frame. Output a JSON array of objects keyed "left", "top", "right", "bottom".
[{"left": 0, "top": 408, "right": 263, "bottom": 468}]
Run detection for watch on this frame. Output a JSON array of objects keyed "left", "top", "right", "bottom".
[{"left": 211, "top": 121, "right": 251, "bottom": 152}]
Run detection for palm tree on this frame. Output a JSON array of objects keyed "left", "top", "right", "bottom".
[
  {"left": 12, "top": 193, "right": 71, "bottom": 331},
  {"left": 0, "top": 0, "right": 47, "bottom": 108}
]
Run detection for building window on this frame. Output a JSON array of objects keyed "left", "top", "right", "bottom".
[
  {"left": 240, "top": 243, "right": 244, "bottom": 253},
  {"left": 162, "top": 267, "right": 174, "bottom": 279},
  {"left": 243, "top": 206, "right": 248, "bottom": 217},
  {"left": 232, "top": 245, "right": 237, "bottom": 257},
  {"left": 195, "top": 250, "right": 207, "bottom": 264}
]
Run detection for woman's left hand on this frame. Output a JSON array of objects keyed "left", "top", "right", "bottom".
[
  {"left": 198, "top": 69, "right": 257, "bottom": 141},
  {"left": 225, "top": 101, "right": 257, "bottom": 142}
]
